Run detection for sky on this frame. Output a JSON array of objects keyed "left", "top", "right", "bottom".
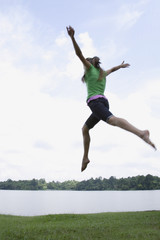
[{"left": 0, "top": 0, "right": 160, "bottom": 182}]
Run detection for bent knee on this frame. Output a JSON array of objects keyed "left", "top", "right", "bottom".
[
  {"left": 82, "top": 124, "right": 89, "bottom": 135},
  {"left": 107, "top": 116, "right": 118, "bottom": 126}
]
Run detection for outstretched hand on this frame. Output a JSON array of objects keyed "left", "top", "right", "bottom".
[
  {"left": 121, "top": 61, "right": 130, "bottom": 68},
  {"left": 66, "top": 26, "right": 75, "bottom": 38}
]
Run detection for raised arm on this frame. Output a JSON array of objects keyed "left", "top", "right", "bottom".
[
  {"left": 105, "top": 61, "right": 130, "bottom": 76},
  {"left": 66, "top": 26, "right": 91, "bottom": 69}
]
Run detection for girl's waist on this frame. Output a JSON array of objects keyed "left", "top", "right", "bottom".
[{"left": 87, "top": 95, "right": 107, "bottom": 104}]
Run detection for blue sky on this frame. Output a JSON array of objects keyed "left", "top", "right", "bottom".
[{"left": 0, "top": 0, "right": 159, "bottom": 182}]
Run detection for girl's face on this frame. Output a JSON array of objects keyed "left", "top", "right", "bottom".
[
  {"left": 86, "top": 57, "right": 101, "bottom": 67},
  {"left": 92, "top": 56, "right": 100, "bottom": 66}
]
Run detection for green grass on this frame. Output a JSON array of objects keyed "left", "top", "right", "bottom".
[{"left": 0, "top": 211, "right": 160, "bottom": 240}]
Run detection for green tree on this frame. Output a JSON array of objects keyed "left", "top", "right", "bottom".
[{"left": 30, "top": 179, "right": 38, "bottom": 190}]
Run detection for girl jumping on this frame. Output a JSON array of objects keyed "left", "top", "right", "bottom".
[{"left": 66, "top": 26, "right": 156, "bottom": 172}]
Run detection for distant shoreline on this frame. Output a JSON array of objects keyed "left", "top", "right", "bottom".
[{"left": 0, "top": 174, "right": 160, "bottom": 191}]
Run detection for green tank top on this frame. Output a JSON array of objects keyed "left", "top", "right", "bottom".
[{"left": 85, "top": 65, "right": 106, "bottom": 100}]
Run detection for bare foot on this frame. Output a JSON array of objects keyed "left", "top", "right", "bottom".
[
  {"left": 81, "top": 157, "right": 90, "bottom": 172},
  {"left": 141, "top": 130, "right": 156, "bottom": 150}
]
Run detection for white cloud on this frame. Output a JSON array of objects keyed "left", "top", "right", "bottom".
[
  {"left": 79, "top": 32, "right": 97, "bottom": 57},
  {"left": 113, "top": 1, "right": 149, "bottom": 31},
  {"left": 116, "top": 8, "right": 143, "bottom": 30},
  {"left": 55, "top": 31, "right": 68, "bottom": 46}
]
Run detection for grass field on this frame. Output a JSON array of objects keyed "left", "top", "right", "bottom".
[{"left": 0, "top": 211, "right": 160, "bottom": 240}]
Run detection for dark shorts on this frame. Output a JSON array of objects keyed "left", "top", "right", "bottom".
[{"left": 85, "top": 98, "right": 113, "bottom": 130}]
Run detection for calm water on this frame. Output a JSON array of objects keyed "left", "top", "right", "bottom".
[{"left": 0, "top": 190, "right": 160, "bottom": 216}]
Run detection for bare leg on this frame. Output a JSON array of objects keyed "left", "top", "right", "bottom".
[
  {"left": 108, "top": 116, "right": 156, "bottom": 150},
  {"left": 81, "top": 124, "right": 90, "bottom": 171}
]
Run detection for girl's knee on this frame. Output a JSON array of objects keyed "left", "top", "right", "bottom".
[
  {"left": 107, "top": 116, "right": 118, "bottom": 126},
  {"left": 82, "top": 124, "right": 89, "bottom": 135}
]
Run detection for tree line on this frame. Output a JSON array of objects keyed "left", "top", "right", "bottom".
[{"left": 0, "top": 175, "right": 160, "bottom": 191}]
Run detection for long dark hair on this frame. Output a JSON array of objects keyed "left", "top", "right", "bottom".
[{"left": 81, "top": 57, "right": 104, "bottom": 82}]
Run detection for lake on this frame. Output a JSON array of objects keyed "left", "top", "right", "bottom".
[{"left": 0, "top": 190, "right": 160, "bottom": 216}]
